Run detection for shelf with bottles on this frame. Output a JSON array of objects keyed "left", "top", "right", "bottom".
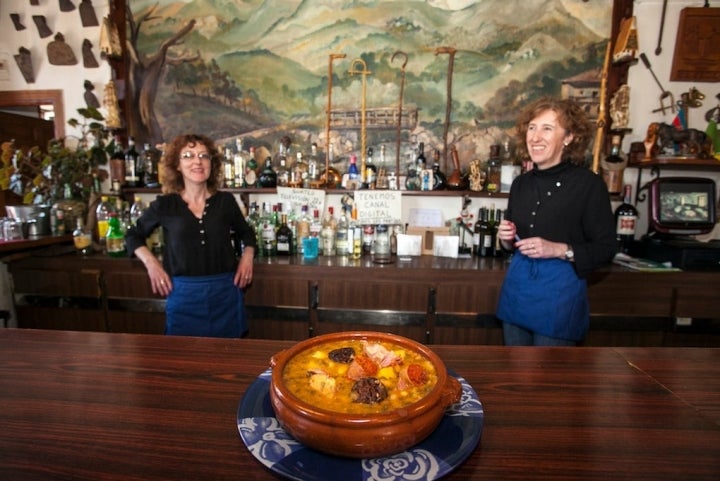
[{"left": 121, "top": 186, "right": 509, "bottom": 199}]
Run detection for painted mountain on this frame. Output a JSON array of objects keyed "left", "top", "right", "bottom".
[{"left": 130, "top": 0, "right": 611, "bottom": 147}]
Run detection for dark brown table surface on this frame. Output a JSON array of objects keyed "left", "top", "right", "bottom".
[{"left": 1, "top": 329, "right": 718, "bottom": 480}]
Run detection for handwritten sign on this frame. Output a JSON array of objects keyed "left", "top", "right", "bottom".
[
  {"left": 354, "top": 190, "right": 402, "bottom": 225},
  {"left": 276, "top": 187, "right": 326, "bottom": 212}
]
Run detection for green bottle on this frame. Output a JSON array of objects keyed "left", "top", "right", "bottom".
[{"left": 106, "top": 212, "right": 126, "bottom": 257}]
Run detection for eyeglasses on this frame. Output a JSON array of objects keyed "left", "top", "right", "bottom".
[{"left": 180, "top": 151, "right": 212, "bottom": 161}]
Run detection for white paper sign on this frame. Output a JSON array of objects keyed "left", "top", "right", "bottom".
[
  {"left": 432, "top": 235, "right": 460, "bottom": 258},
  {"left": 408, "top": 208, "right": 443, "bottom": 227},
  {"left": 276, "top": 187, "right": 326, "bottom": 213},
  {"left": 354, "top": 190, "right": 402, "bottom": 225}
]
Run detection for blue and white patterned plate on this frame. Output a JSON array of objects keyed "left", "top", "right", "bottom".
[{"left": 237, "top": 368, "right": 483, "bottom": 481}]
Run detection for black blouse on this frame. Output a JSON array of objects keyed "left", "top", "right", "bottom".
[
  {"left": 505, "top": 162, "right": 617, "bottom": 278},
  {"left": 125, "top": 191, "right": 257, "bottom": 277}
]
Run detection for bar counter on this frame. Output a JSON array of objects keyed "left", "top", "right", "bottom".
[{"left": 1, "top": 328, "right": 718, "bottom": 480}]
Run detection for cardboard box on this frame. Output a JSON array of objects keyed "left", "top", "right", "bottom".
[{"left": 406, "top": 226, "right": 451, "bottom": 255}]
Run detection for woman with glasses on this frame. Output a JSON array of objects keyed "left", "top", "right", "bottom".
[{"left": 125, "top": 133, "right": 257, "bottom": 338}]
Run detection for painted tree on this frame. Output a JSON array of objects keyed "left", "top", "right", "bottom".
[{"left": 125, "top": 4, "right": 198, "bottom": 144}]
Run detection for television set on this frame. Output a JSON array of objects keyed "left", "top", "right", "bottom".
[{"left": 648, "top": 177, "right": 717, "bottom": 236}]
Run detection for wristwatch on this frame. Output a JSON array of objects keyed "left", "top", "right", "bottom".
[{"left": 564, "top": 245, "right": 575, "bottom": 261}]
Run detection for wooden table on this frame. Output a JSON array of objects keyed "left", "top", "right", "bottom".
[{"left": 1, "top": 329, "right": 718, "bottom": 480}]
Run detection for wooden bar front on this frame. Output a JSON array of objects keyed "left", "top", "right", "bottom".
[{"left": 6, "top": 249, "right": 720, "bottom": 346}]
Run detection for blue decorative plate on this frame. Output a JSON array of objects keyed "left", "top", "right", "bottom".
[{"left": 237, "top": 368, "right": 483, "bottom": 481}]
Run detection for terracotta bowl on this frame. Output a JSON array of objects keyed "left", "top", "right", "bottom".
[{"left": 269, "top": 331, "right": 462, "bottom": 458}]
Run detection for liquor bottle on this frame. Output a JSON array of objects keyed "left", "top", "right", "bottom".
[
  {"left": 615, "top": 184, "right": 638, "bottom": 254},
  {"left": 109, "top": 135, "right": 125, "bottom": 192},
  {"left": 95, "top": 195, "right": 115, "bottom": 251},
  {"left": 487, "top": 207, "right": 498, "bottom": 257},
  {"left": 602, "top": 135, "right": 626, "bottom": 195},
  {"left": 499, "top": 140, "right": 520, "bottom": 193},
  {"left": 335, "top": 206, "right": 350, "bottom": 256},
  {"left": 310, "top": 208, "right": 323, "bottom": 253},
  {"left": 223, "top": 146, "right": 235, "bottom": 188},
  {"left": 350, "top": 208, "right": 362, "bottom": 260},
  {"left": 308, "top": 142, "right": 320, "bottom": 185},
  {"left": 234, "top": 138, "right": 245, "bottom": 188},
  {"left": 415, "top": 142, "right": 427, "bottom": 172},
  {"left": 478, "top": 208, "right": 493, "bottom": 257},
  {"left": 347, "top": 155, "right": 360, "bottom": 184},
  {"left": 141, "top": 143, "right": 160, "bottom": 188},
  {"left": 276, "top": 153, "right": 290, "bottom": 187},
  {"left": 372, "top": 224, "right": 391, "bottom": 263},
  {"left": 258, "top": 157, "right": 277, "bottom": 188},
  {"left": 105, "top": 212, "right": 126, "bottom": 257},
  {"left": 375, "top": 144, "right": 389, "bottom": 189},
  {"left": 431, "top": 149, "right": 446, "bottom": 190},
  {"left": 129, "top": 195, "right": 145, "bottom": 226},
  {"left": 295, "top": 205, "right": 311, "bottom": 256},
  {"left": 405, "top": 149, "right": 420, "bottom": 191},
  {"left": 363, "top": 147, "right": 377, "bottom": 189},
  {"left": 124, "top": 137, "right": 141, "bottom": 188},
  {"left": 293, "top": 152, "right": 309, "bottom": 188},
  {"left": 472, "top": 207, "right": 484, "bottom": 256},
  {"left": 276, "top": 213, "right": 293, "bottom": 256},
  {"left": 485, "top": 144, "right": 501, "bottom": 194},
  {"left": 260, "top": 203, "right": 277, "bottom": 257},
  {"left": 362, "top": 224, "right": 375, "bottom": 255},
  {"left": 493, "top": 207, "right": 504, "bottom": 257},
  {"left": 244, "top": 146, "right": 258, "bottom": 187},
  {"left": 320, "top": 207, "right": 336, "bottom": 256},
  {"left": 72, "top": 217, "right": 92, "bottom": 256}
]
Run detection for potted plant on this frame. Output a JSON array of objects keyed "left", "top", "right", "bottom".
[{"left": 1, "top": 106, "right": 112, "bottom": 204}]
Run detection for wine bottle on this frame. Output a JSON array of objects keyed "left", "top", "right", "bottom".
[
  {"left": 276, "top": 213, "right": 293, "bottom": 256},
  {"left": 124, "top": 137, "right": 141, "bottom": 188},
  {"left": 615, "top": 184, "right": 638, "bottom": 254},
  {"left": 602, "top": 135, "right": 626, "bottom": 195}
]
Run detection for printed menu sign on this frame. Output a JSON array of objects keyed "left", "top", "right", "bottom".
[{"left": 354, "top": 190, "right": 402, "bottom": 225}]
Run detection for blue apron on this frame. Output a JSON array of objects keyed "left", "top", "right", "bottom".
[
  {"left": 165, "top": 272, "right": 247, "bottom": 338},
  {"left": 496, "top": 252, "right": 589, "bottom": 342}
]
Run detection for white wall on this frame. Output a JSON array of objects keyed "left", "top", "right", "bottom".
[{"left": 0, "top": 1, "right": 112, "bottom": 141}]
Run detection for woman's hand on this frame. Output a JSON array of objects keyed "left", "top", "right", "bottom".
[
  {"left": 235, "top": 247, "right": 255, "bottom": 288},
  {"left": 515, "top": 237, "right": 566, "bottom": 259},
  {"left": 135, "top": 246, "right": 171, "bottom": 296}
]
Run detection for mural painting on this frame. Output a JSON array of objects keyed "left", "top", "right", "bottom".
[{"left": 128, "top": 0, "right": 612, "bottom": 173}]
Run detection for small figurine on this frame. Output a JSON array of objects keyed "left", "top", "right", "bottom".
[
  {"left": 644, "top": 123, "right": 659, "bottom": 160},
  {"left": 103, "top": 80, "right": 122, "bottom": 129}
]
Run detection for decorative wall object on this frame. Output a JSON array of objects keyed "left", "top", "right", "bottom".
[
  {"left": 59, "top": 0, "right": 76, "bottom": 13},
  {"left": 13, "top": 47, "right": 35, "bottom": 84},
  {"left": 10, "top": 13, "right": 26, "bottom": 31},
  {"left": 32, "top": 15, "right": 53, "bottom": 38},
  {"left": 79, "top": 0, "right": 99, "bottom": 27},
  {"left": 82, "top": 39, "right": 99, "bottom": 68},
  {"left": 47, "top": 33, "right": 78, "bottom": 66},
  {"left": 670, "top": 7, "right": 720, "bottom": 82}
]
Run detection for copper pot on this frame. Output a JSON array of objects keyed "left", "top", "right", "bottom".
[{"left": 269, "top": 331, "right": 461, "bottom": 458}]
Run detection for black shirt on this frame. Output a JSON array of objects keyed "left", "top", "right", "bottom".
[
  {"left": 505, "top": 161, "right": 616, "bottom": 278},
  {"left": 125, "top": 191, "right": 257, "bottom": 277}
]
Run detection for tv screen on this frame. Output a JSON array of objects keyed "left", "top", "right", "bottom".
[{"left": 649, "top": 177, "right": 717, "bottom": 235}]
